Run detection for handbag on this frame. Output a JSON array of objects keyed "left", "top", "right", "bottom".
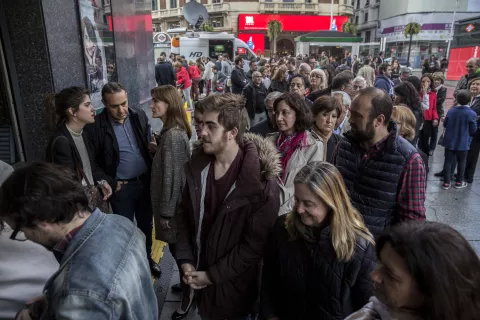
[
  {"left": 438, "top": 128, "right": 445, "bottom": 147},
  {"left": 50, "top": 135, "right": 111, "bottom": 213}
]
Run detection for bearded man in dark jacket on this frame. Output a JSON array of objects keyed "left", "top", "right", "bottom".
[
  {"left": 333, "top": 88, "right": 426, "bottom": 237},
  {"left": 175, "top": 93, "right": 281, "bottom": 320}
]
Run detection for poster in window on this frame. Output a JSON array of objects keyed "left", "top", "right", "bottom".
[{"left": 78, "top": 0, "right": 117, "bottom": 111}]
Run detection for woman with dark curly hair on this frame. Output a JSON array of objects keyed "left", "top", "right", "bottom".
[
  {"left": 268, "top": 92, "right": 324, "bottom": 215},
  {"left": 394, "top": 81, "right": 423, "bottom": 145}
]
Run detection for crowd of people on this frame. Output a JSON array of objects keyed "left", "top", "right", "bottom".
[{"left": 1, "top": 51, "right": 480, "bottom": 320}]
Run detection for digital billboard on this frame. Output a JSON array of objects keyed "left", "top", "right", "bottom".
[
  {"left": 238, "top": 14, "right": 348, "bottom": 32},
  {"left": 237, "top": 33, "right": 265, "bottom": 55}
]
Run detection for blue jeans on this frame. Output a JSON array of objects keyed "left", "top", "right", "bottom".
[
  {"left": 109, "top": 175, "right": 153, "bottom": 257},
  {"left": 444, "top": 149, "right": 468, "bottom": 185}
]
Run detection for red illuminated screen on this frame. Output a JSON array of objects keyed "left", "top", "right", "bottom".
[
  {"left": 238, "top": 33, "right": 265, "bottom": 55},
  {"left": 446, "top": 47, "right": 480, "bottom": 81},
  {"left": 238, "top": 14, "right": 348, "bottom": 32}
]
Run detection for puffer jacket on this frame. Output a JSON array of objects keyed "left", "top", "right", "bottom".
[
  {"left": 260, "top": 214, "right": 376, "bottom": 320},
  {"left": 268, "top": 131, "right": 324, "bottom": 215},
  {"left": 176, "top": 66, "right": 192, "bottom": 89},
  {"left": 175, "top": 133, "right": 281, "bottom": 320}
]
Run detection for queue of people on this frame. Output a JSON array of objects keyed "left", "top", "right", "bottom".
[{"left": 1, "top": 52, "right": 480, "bottom": 320}]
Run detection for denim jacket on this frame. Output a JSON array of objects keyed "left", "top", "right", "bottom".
[{"left": 40, "top": 209, "right": 158, "bottom": 319}]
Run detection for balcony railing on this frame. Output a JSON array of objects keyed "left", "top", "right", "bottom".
[
  {"left": 339, "top": 3, "right": 354, "bottom": 15},
  {"left": 204, "top": 3, "right": 230, "bottom": 13},
  {"left": 259, "top": 1, "right": 319, "bottom": 13}
]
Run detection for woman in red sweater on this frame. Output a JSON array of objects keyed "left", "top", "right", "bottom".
[
  {"left": 174, "top": 61, "right": 193, "bottom": 111},
  {"left": 188, "top": 60, "right": 201, "bottom": 102},
  {"left": 419, "top": 73, "right": 439, "bottom": 156}
]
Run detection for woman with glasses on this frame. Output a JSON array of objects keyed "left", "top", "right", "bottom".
[
  {"left": 149, "top": 85, "right": 193, "bottom": 320},
  {"left": 260, "top": 162, "right": 376, "bottom": 319},
  {"left": 309, "top": 69, "right": 328, "bottom": 93},
  {"left": 268, "top": 92, "right": 324, "bottom": 215}
]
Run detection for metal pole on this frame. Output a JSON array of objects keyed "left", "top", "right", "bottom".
[
  {"left": 446, "top": 0, "right": 459, "bottom": 59},
  {"left": 330, "top": 0, "right": 334, "bottom": 29}
]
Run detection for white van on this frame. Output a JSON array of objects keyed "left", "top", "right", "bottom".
[{"left": 178, "top": 32, "right": 257, "bottom": 72}]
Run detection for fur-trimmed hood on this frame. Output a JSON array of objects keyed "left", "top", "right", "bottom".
[{"left": 190, "top": 133, "right": 281, "bottom": 181}]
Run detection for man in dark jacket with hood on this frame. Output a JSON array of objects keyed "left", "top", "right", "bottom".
[
  {"left": 155, "top": 56, "right": 176, "bottom": 86},
  {"left": 374, "top": 63, "right": 394, "bottom": 99},
  {"left": 334, "top": 88, "right": 426, "bottom": 237},
  {"left": 175, "top": 93, "right": 280, "bottom": 320},
  {"left": 231, "top": 56, "right": 248, "bottom": 94}
]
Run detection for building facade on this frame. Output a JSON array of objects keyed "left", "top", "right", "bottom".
[
  {"left": 152, "top": 0, "right": 354, "bottom": 55},
  {"left": 378, "top": 0, "right": 480, "bottom": 68}
]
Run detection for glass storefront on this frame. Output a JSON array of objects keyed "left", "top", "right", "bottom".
[{"left": 385, "top": 41, "right": 448, "bottom": 69}]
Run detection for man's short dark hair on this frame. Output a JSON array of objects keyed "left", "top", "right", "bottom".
[
  {"left": 288, "top": 57, "right": 296, "bottom": 65},
  {"left": 339, "top": 70, "right": 355, "bottom": 81},
  {"left": 378, "top": 63, "right": 390, "bottom": 75},
  {"left": 222, "top": 53, "right": 230, "bottom": 60},
  {"left": 289, "top": 74, "right": 310, "bottom": 89},
  {"left": 273, "top": 92, "right": 312, "bottom": 132},
  {"left": 358, "top": 87, "right": 393, "bottom": 125},
  {"left": 249, "top": 60, "right": 256, "bottom": 67},
  {"left": 331, "top": 73, "right": 352, "bottom": 90},
  {"left": 456, "top": 90, "right": 472, "bottom": 105},
  {"left": 197, "top": 93, "right": 246, "bottom": 145},
  {"left": 0, "top": 162, "right": 89, "bottom": 230},
  {"left": 364, "top": 58, "right": 370, "bottom": 65},
  {"left": 234, "top": 56, "right": 243, "bottom": 65},
  {"left": 101, "top": 82, "right": 126, "bottom": 101}
]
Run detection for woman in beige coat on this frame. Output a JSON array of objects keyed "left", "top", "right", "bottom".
[{"left": 268, "top": 92, "right": 324, "bottom": 215}]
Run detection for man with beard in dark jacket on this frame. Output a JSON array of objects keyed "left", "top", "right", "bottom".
[
  {"left": 155, "top": 56, "right": 176, "bottom": 86},
  {"left": 175, "top": 93, "right": 280, "bottom": 320},
  {"left": 333, "top": 88, "right": 426, "bottom": 237},
  {"left": 231, "top": 56, "right": 248, "bottom": 94},
  {"left": 243, "top": 71, "right": 268, "bottom": 127}
]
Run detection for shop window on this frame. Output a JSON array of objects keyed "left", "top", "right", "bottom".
[
  {"left": 170, "top": 0, "right": 177, "bottom": 8},
  {"left": 364, "top": 12, "right": 368, "bottom": 23}
]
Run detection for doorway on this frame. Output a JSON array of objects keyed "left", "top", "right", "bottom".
[{"left": 276, "top": 38, "right": 294, "bottom": 56}]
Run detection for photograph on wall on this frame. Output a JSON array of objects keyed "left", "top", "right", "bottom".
[{"left": 78, "top": 0, "right": 117, "bottom": 111}]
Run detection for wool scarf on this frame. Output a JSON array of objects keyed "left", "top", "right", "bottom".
[{"left": 277, "top": 131, "right": 307, "bottom": 181}]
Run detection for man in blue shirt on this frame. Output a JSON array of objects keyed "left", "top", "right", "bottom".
[
  {"left": 85, "top": 82, "right": 161, "bottom": 277},
  {"left": 375, "top": 63, "right": 395, "bottom": 100}
]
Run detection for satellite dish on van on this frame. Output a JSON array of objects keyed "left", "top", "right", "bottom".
[{"left": 183, "top": 0, "right": 209, "bottom": 30}]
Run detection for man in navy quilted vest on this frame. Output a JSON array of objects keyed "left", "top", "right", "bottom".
[{"left": 333, "top": 87, "right": 426, "bottom": 237}]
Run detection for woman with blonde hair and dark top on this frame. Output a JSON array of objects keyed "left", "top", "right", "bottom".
[
  {"left": 392, "top": 105, "right": 429, "bottom": 172},
  {"left": 260, "top": 161, "right": 376, "bottom": 320},
  {"left": 149, "top": 85, "right": 193, "bottom": 320},
  {"left": 269, "top": 65, "right": 289, "bottom": 93}
]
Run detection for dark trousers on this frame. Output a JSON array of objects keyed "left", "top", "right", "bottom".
[
  {"left": 419, "top": 120, "right": 434, "bottom": 155},
  {"left": 191, "top": 78, "right": 201, "bottom": 101},
  {"left": 465, "top": 138, "right": 480, "bottom": 181},
  {"left": 444, "top": 149, "right": 468, "bottom": 184},
  {"left": 110, "top": 176, "right": 153, "bottom": 258},
  {"left": 430, "top": 125, "right": 439, "bottom": 152}
]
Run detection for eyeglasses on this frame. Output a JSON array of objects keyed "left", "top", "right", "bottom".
[{"left": 10, "top": 225, "right": 27, "bottom": 242}]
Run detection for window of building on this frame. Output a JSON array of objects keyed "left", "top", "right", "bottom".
[
  {"left": 364, "top": 12, "right": 368, "bottom": 22},
  {"left": 355, "top": 15, "right": 359, "bottom": 25},
  {"left": 365, "top": 31, "right": 371, "bottom": 42},
  {"left": 209, "top": 17, "right": 224, "bottom": 27},
  {"left": 170, "top": 0, "right": 177, "bottom": 8},
  {"left": 306, "top": 0, "right": 313, "bottom": 4},
  {"left": 212, "top": 0, "right": 221, "bottom": 3},
  {"left": 168, "top": 21, "right": 181, "bottom": 29},
  {"left": 365, "top": 0, "right": 369, "bottom": 6},
  {"left": 152, "top": 0, "right": 158, "bottom": 10},
  {"left": 356, "top": 0, "right": 360, "bottom": 9}
]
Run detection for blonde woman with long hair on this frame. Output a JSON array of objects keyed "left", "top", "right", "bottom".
[
  {"left": 260, "top": 162, "right": 376, "bottom": 320},
  {"left": 309, "top": 68, "right": 328, "bottom": 92}
]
